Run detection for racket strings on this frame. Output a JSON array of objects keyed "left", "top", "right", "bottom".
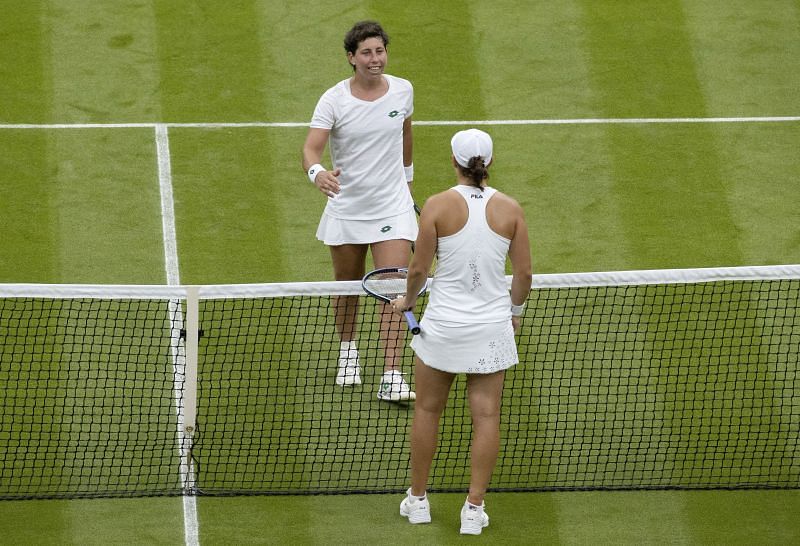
[{"left": 364, "top": 273, "right": 408, "bottom": 298}]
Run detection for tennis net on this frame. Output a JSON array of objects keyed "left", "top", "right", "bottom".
[{"left": 1, "top": 265, "right": 798, "bottom": 499}]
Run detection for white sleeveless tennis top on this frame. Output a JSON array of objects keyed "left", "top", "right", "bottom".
[{"left": 423, "top": 185, "right": 511, "bottom": 325}]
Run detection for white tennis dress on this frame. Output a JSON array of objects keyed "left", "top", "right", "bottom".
[
  {"left": 411, "top": 185, "right": 518, "bottom": 374},
  {"left": 310, "top": 75, "right": 418, "bottom": 245}
]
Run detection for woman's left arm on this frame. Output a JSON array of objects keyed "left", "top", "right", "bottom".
[{"left": 402, "top": 117, "right": 413, "bottom": 182}]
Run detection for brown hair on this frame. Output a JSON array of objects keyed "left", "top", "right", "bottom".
[
  {"left": 344, "top": 21, "right": 389, "bottom": 56},
  {"left": 457, "top": 157, "right": 489, "bottom": 189}
]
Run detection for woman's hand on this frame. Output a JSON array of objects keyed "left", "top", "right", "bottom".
[
  {"left": 314, "top": 168, "right": 342, "bottom": 198},
  {"left": 391, "top": 296, "right": 410, "bottom": 314}
]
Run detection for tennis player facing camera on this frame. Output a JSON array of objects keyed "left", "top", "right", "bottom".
[
  {"left": 391, "top": 129, "right": 532, "bottom": 535},
  {"left": 302, "top": 21, "right": 417, "bottom": 402}
]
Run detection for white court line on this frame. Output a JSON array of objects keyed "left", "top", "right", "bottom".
[
  {"left": 0, "top": 116, "right": 799, "bottom": 130},
  {"left": 156, "top": 124, "right": 200, "bottom": 546},
  {"left": 156, "top": 124, "right": 181, "bottom": 287}
]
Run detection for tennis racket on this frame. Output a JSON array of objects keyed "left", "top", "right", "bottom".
[
  {"left": 410, "top": 202, "right": 421, "bottom": 253},
  {"left": 362, "top": 267, "right": 424, "bottom": 335}
]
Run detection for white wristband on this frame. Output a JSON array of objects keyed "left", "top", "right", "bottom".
[
  {"left": 308, "top": 164, "right": 325, "bottom": 184},
  {"left": 511, "top": 303, "right": 526, "bottom": 317},
  {"left": 404, "top": 163, "right": 414, "bottom": 182}
]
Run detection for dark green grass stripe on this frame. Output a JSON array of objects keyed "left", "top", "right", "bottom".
[
  {"left": 0, "top": 3, "right": 56, "bottom": 282},
  {"left": 0, "top": 132, "right": 56, "bottom": 282},
  {"left": 579, "top": 0, "right": 706, "bottom": 118},
  {"left": 0, "top": 1, "right": 49, "bottom": 124},
  {"left": 580, "top": 1, "right": 743, "bottom": 269},
  {"left": 369, "top": 0, "right": 489, "bottom": 121},
  {"left": 153, "top": 2, "right": 269, "bottom": 123},
  {"left": 45, "top": 130, "right": 165, "bottom": 284},
  {"left": 168, "top": 128, "right": 293, "bottom": 283}
]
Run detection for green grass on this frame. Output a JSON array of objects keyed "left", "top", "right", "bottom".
[
  {"left": 1, "top": 0, "right": 800, "bottom": 543},
  {"left": 1, "top": 490, "right": 798, "bottom": 545},
  {"left": 0, "top": 129, "right": 165, "bottom": 283}
]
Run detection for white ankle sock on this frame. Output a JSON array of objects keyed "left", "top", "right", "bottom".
[
  {"left": 407, "top": 488, "right": 426, "bottom": 502},
  {"left": 339, "top": 340, "right": 357, "bottom": 358}
]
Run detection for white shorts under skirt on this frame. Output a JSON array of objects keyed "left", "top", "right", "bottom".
[
  {"left": 316, "top": 209, "right": 419, "bottom": 246},
  {"left": 410, "top": 318, "right": 518, "bottom": 374}
]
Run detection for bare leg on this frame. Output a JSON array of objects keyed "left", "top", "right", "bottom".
[
  {"left": 409, "top": 358, "right": 455, "bottom": 496},
  {"left": 465, "top": 370, "right": 506, "bottom": 506},
  {"left": 371, "top": 239, "right": 412, "bottom": 371},
  {"left": 329, "top": 244, "right": 369, "bottom": 342}
]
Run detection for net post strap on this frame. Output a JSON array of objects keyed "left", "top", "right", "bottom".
[{"left": 183, "top": 286, "right": 199, "bottom": 435}]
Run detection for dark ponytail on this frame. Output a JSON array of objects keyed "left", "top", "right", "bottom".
[{"left": 458, "top": 156, "right": 489, "bottom": 189}]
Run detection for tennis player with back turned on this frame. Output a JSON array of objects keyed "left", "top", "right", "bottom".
[{"left": 391, "top": 129, "right": 532, "bottom": 535}]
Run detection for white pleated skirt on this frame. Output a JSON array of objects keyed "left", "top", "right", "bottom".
[
  {"left": 410, "top": 318, "right": 518, "bottom": 374},
  {"left": 316, "top": 209, "right": 418, "bottom": 246}
]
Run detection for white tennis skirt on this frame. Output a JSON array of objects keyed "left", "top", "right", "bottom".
[
  {"left": 316, "top": 209, "right": 418, "bottom": 246},
  {"left": 410, "top": 318, "right": 518, "bottom": 374}
]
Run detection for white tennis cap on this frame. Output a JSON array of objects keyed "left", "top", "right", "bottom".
[{"left": 450, "top": 128, "right": 493, "bottom": 168}]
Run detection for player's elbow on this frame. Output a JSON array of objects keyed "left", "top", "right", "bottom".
[
  {"left": 512, "top": 262, "right": 532, "bottom": 280},
  {"left": 512, "top": 267, "right": 533, "bottom": 291},
  {"left": 408, "top": 264, "right": 428, "bottom": 282}
]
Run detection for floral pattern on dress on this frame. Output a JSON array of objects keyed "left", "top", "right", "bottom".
[
  {"left": 468, "top": 255, "right": 482, "bottom": 292},
  {"left": 466, "top": 321, "right": 517, "bottom": 373}
]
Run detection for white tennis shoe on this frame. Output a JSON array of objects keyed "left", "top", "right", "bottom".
[
  {"left": 377, "top": 370, "right": 416, "bottom": 401},
  {"left": 335, "top": 355, "right": 361, "bottom": 386},
  {"left": 460, "top": 501, "right": 489, "bottom": 535},
  {"left": 400, "top": 489, "right": 431, "bottom": 524}
]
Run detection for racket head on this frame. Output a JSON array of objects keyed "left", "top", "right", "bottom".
[{"left": 361, "top": 267, "right": 413, "bottom": 303}]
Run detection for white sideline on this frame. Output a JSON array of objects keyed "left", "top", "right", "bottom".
[
  {"left": 156, "top": 124, "right": 200, "bottom": 546},
  {"left": 0, "top": 116, "right": 799, "bottom": 130}
]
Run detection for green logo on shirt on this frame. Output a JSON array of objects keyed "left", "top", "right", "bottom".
[
  {"left": 381, "top": 225, "right": 392, "bottom": 233},
  {"left": 387, "top": 110, "right": 400, "bottom": 118}
]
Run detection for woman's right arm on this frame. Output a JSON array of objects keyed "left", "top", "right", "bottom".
[
  {"left": 508, "top": 203, "right": 532, "bottom": 331},
  {"left": 392, "top": 194, "right": 440, "bottom": 313},
  {"left": 302, "top": 128, "right": 340, "bottom": 197}
]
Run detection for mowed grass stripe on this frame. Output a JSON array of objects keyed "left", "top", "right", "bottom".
[
  {"left": 710, "top": 123, "right": 800, "bottom": 265},
  {"left": 374, "top": 0, "right": 489, "bottom": 122},
  {"left": 42, "top": 2, "right": 166, "bottom": 284},
  {"left": 0, "top": 2, "right": 50, "bottom": 123},
  {"left": 252, "top": 0, "right": 362, "bottom": 122},
  {"left": 44, "top": 2, "right": 161, "bottom": 124},
  {"left": 555, "top": 490, "right": 692, "bottom": 544},
  {"left": 469, "top": 0, "right": 597, "bottom": 119},
  {"left": 683, "top": 0, "right": 800, "bottom": 117},
  {"left": 497, "top": 124, "right": 631, "bottom": 274},
  {"left": 581, "top": 1, "right": 742, "bottom": 270},
  {"left": 0, "top": 132, "right": 56, "bottom": 282},
  {"left": 43, "top": 130, "right": 166, "bottom": 284},
  {"left": 0, "top": 5, "right": 55, "bottom": 282},
  {"left": 167, "top": 128, "right": 304, "bottom": 284},
  {"left": 153, "top": 2, "right": 272, "bottom": 123}
]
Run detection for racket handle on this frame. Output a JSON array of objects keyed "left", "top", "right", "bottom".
[{"left": 403, "top": 311, "right": 421, "bottom": 335}]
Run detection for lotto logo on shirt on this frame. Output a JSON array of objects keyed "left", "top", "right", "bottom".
[{"left": 387, "top": 110, "right": 400, "bottom": 118}]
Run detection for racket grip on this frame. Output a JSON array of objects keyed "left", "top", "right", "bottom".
[{"left": 403, "top": 311, "right": 421, "bottom": 335}]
